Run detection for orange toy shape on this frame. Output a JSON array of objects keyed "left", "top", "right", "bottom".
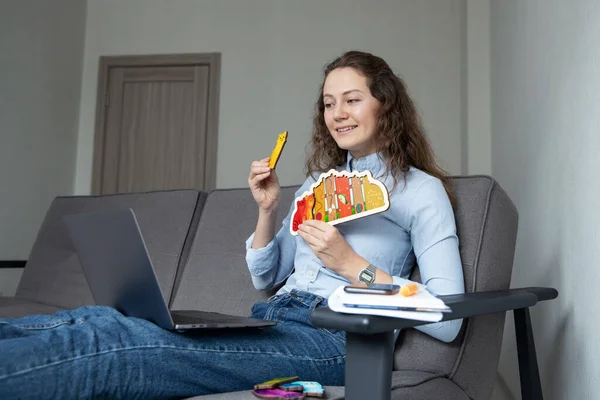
[
  {"left": 290, "top": 169, "right": 390, "bottom": 235},
  {"left": 400, "top": 283, "right": 419, "bottom": 297}
]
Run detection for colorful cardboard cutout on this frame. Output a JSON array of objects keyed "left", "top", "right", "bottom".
[{"left": 290, "top": 169, "right": 390, "bottom": 235}]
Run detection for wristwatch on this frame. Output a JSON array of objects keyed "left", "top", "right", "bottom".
[{"left": 358, "top": 264, "right": 377, "bottom": 284}]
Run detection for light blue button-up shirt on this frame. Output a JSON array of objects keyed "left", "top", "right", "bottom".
[{"left": 245, "top": 152, "right": 464, "bottom": 342}]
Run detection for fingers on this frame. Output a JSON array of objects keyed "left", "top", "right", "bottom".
[
  {"left": 298, "top": 222, "right": 317, "bottom": 237},
  {"left": 250, "top": 160, "right": 271, "bottom": 175},
  {"left": 297, "top": 229, "right": 320, "bottom": 248},
  {"left": 300, "top": 219, "right": 328, "bottom": 232},
  {"left": 297, "top": 222, "right": 321, "bottom": 237},
  {"left": 297, "top": 222, "right": 332, "bottom": 249},
  {"left": 249, "top": 160, "right": 272, "bottom": 182},
  {"left": 300, "top": 220, "right": 336, "bottom": 244},
  {"left": 251, "top": 171, "right": 271, "bottom": 183}
]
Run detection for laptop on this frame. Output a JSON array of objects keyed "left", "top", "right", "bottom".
[{"left": 63, "top": 208, "right": 276, "bottom": 331}]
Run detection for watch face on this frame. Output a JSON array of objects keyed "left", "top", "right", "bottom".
[{"left": 359, "top": 269, "right": 375, "bottom": 284}]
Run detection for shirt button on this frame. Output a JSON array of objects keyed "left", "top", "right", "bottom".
[{"left": 308, "top": 271, "right": 314, "bottom": 277}]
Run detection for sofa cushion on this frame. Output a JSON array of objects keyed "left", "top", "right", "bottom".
[
  {"left": 390, "top": 371, "right": 469, "bottom": 400},
  {"left": 171, "top": 186, "right": 300, "bottom": 316},
  {"left": 0, "top": 297, "right": 61, "bottom": 318},
  {"left": 16, "top": 190, "right": 203, "bottom": 310}
]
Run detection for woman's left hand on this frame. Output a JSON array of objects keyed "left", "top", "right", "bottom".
[{"left": 297, "top": 219, "right": 357, "bottom": 275}]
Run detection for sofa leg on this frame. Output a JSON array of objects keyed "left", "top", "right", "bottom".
[
  {"left": 344, "top": 331, "right": 395, "bottom": 400},
  {"left": 514, "top": 307, "right": 544, "bottom": 400}
]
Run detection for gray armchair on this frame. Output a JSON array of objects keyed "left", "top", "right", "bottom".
[{"left": 310, "top": 175, "right": 557, "bottom": 400}]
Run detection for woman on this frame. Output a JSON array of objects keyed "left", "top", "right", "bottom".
[{"left": 0, "top": 51, "right": 464, "bottom": 399}]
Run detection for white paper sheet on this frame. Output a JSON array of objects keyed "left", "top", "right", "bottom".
[{"left": 328, "top": 285, "right": 449, "bottom": 322}]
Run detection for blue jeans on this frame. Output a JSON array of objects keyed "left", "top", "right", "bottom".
[{"left": 0, "top": 290, "right": 346, "bottom": 399}]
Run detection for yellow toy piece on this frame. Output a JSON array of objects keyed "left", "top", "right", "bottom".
[{"left": 269, "top": 131, "right": 288, "bottom": 169}]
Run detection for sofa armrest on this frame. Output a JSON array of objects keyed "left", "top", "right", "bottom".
[
  {"left": 311, "top": 287, "right": 558, "bottom": 400},
  {"left": 312, "top": 287, "right": 557, "bottom": 335},
  {"left": 518, "top": 286, "right": 558, "bottom": 301}
]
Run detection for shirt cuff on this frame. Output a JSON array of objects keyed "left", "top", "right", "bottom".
[{"left": 245, "top": 232, "right": 278, "bottom": 275}]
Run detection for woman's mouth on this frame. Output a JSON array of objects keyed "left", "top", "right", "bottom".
[{"left": 336, "top": 125, "right": 357, "bottom": 134}]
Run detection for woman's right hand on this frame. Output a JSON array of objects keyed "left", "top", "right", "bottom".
[{"left": 248, "top": 158, "right": 280, "bottom": 212}]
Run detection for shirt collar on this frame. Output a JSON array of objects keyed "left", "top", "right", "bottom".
[{"left": 345, "top": 152, "right": 386, "bottom": 177}]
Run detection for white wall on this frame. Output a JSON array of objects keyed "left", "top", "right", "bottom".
[
  {"left": 75, "top": 0, "right": 465, "bottom": 193},
  {"left": 491, "top": 1, "right": 600, "bottom": 399},
  {"left": 0, "top": 0, "right": 86, "bottom": 292},
  {"left": 464, "top": 0, "right": 491, "bottom": 175}
]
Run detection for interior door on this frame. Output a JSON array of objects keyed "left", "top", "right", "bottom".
[{"left": 93, "top": 54, "right": 220, "bottom": 195}]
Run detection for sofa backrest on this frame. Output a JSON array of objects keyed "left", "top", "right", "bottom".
[
  {"left": 16, "top": 190, "right": 204, "bottom": 310},
  {"left": 392, "top": 176, "right": 518, "bottom": 400},
  {"left": 170, "top": 186, "right": 299, "bottom": 314}
]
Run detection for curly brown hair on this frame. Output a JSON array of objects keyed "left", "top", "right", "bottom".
[{"left": 305, "top": 50, "right": 454, "bottom": 204}]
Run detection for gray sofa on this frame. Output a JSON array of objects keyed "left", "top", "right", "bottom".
[{"left": 0, "top": 176, "right": 556, "bottom": 399}]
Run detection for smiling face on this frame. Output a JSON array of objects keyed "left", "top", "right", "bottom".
[{"left": 323, "top": 67, "right": 381, "bottom": 160}]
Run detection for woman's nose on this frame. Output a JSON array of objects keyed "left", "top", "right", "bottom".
[{"left": 334, "top": 104, "right": 348, "bottom": 121}]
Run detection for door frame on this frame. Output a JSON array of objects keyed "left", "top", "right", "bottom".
[{"left": 92, "top": 53, "right": 221, "bottom": 194}]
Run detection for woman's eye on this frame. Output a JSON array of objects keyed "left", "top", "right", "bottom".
[
  {"left": 348, "top": 99, "right": 359, "bottom": 104},
  {"left": 324, "top": 103, "right": 334, "bottom": 109}
]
